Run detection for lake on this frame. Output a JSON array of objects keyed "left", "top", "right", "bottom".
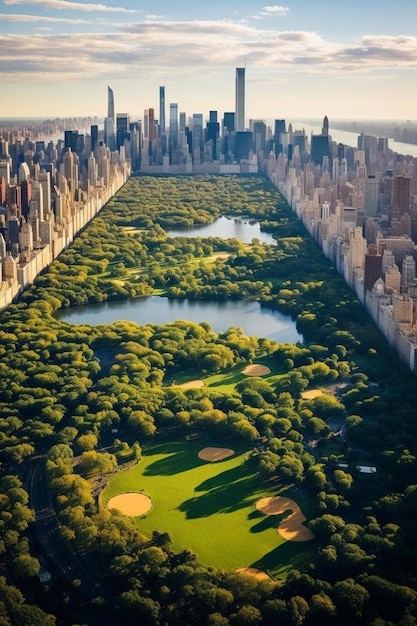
[
  {"left": 57, "top": 216, "right": 302, "bottom": 342},
  {"left": 56, "top": 296, "right": 302, "bottom": 344},
  {"left": 166, "top": 215, "right": 276, "bottom": 245}
]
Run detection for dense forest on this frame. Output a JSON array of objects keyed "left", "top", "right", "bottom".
[{"left": 1, "top": 174, "right": 417, "bottom": 625}]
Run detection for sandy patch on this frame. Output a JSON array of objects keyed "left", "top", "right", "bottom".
[
  {"left": 198, "top": 447, "right": 235, "bottom": 462},
  {"left": 242, "top": 364, "right": 271, "bottom": 376},
  {"left": 211, "top": 252, "right": 230, "bottom": 260},
  {"left": 301, "top": 389, "right": 324, "bottom": 399},
  {"left": 108, "top": 492, "right": 152, "bottom": 517},
  {"left": 236, "top": 567, "right": 271, "bottom": 581},
  {"left": 177, "top": 380, "right": 205, "bottom": 389},
  {"left": 256, "top": 496, "right": 315, "bottom": 542}
]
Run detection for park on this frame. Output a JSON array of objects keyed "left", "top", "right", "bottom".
[
  {"left": 2, "top": 174, "right": 417, "bottom": 624},
  {"left": 104, "top": 437, "right": 315, "bottom": 579}
]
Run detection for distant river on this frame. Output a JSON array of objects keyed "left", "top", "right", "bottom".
[{"left": 292, "top": 121, "right": 417, "bottom": 158}]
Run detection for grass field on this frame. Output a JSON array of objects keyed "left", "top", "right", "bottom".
[
  {"left": 171, "top": 356, "right": 287, "bottom": 395},
  {"left": 102, "top": 438, "right": 314, "bottom": 578}
]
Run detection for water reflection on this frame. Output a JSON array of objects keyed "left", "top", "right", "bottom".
[
  {"left": 166, "top": 216, "right": 276, "bottom": 245},
  {"left": 56, "top": 296, "right": 302, "bottom": 343}
]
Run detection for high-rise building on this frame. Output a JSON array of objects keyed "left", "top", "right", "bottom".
[
  {"left": 169, "top": 104, "right": 178, "bottom": 146},
  {"left": 311, "top": 134, "right": 331, "bottom": 168},
  {"left": 107, "top": 85, "right": 114, "bottom": 122},
  {"left": 393, "top": 294, "right": 414, "bottom": 324},
  {"left": 90, "top": 125, "right": 98, "bottom": 152},
  {"left": 235, "top": 132, "right": 252, "bottom": 161},
  {"left": 273, "top": 120, "right": 286, "bottom": 156},
  {"left": 159, "top": 87, "right": 166, "bottom": 135},
  {"left": 206, "top": 112, "right": 220, "bottom": 161},
  {"left": 223, "top": 112, "right": 235, "bottom": 132},
  {"left": 364, "top": 245, "right": 383, "bottom": 293},
  {"left": 252, "top": 120, "right": 266, "bottom": 155},
  {"left": 116, "top": 114, "right": 130, "bottom": 150},
  {"left": 392, "top": 175, "right": 411, "bottom": 217},
  {"left": 402, "top": 255, "right": 416, "bottom": 285},
  {"left": 0, "top": 161, "right": 10, "bottom": 186},
  {"left": 235, "top": 67, "right": 245, "bottom": 132},
  {"left": 105, "top": 85, "right": 116, "bottom": 151},
  {"left": 20, "top": 179, "right": 32, "bottom": 218},
  {"left": 64, "top": 130, "right": 78, "bottom": 153},
  {"left": 364, "top": 175, "right": 379, "bottom": 217},
  {"left": 143, "top": 109, "right": 149, "bottom": 139},
  {"left": 322, "top": 115, "right": 329, "bottom": 136},
  {"left": 159, "top": 86, "right": 166, "bottom": 154},
  {"left": 148, "top": 108, "right": 155, "bottom": 142},
  {"left": 192, "top": 114, "right": 203, "bottom": 163},
  {"left": 39, "top": 170, "right": 51, "bottom": 215}
]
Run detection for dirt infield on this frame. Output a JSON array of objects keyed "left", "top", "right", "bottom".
[
  {"left": 242, "top": 364, "right": 271, "bottom": 376},
  {"left": 178, "top": 380, "right": 205, "bottom": 389},
  {"left": 301, "top": 389, "right": 324, "bottom": 399},
  {"left": 198, "top": 447, "right": 235, "bottom": 462},
  {"left": 256, "top": 496, "right": 315, "bottom": 542},
  {"left": 107, "top": 492, "right": 152, "bottom": 517},
  {"left": 236, "top": 567, "right": 271, "bottom": 581}
]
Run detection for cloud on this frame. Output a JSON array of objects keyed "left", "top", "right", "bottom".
[
  {"left": 3, "top": 0, "right": 138, "bottom": 13},
  {"left": 261, "top": 5, "right": 289, "bottom": 14},
  {"left": 0, "top": 12, "right": 88, "bottom": 22},
  {"left": 252, "top": 5, "right": 289, "bottom": 19},
  {"left": 0, "top": 22, "right": 416, "bottom": 86}
]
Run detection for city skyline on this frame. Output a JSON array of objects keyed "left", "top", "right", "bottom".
[{"left": 1, "top": 0, "right": 417, "bottom": 120}]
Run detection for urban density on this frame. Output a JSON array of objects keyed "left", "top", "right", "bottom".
[{"left": 1, "top": 68, "right": 417, "bottom": 372}]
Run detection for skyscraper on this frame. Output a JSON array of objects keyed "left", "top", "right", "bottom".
[
  {"left": 148, "top": 108, "right": 155, "bottom": 142},
  {"left": 169, "top": 104, "right": 178, "bottom": 146},
  {"left": 235, "top": 67, "right": 245, "bottom": 132},
  {"left": 273, "top": 119, "right": 286, "bottom": 156},
  {"left": 223, "top": 112, "right": 235, "bottom": 132},
  {"left": 159, "top": 86, "right": 166, "bottom": 135},
  {"left": 107, "top": 85, "right": 114, "bottom": 122},
  {"left": 159, "top": 86, "right": 166, "bottom": 154},
  {"left": 192, "top": 114, "right": 203, "bottom": 163},
  {"left": 206, "top": 112, "right": 220, "bottom": 160},
  {"left": 364, "top": 175, "right": 379, "bottom": 217},
  {"left": 116, "top": 113, "right": 130, "bottom": 150},
  {"left": 392, "top": 175, "right": 411, "bottom": 217},
  {"left": 90, "top": 125, "right": 98, "bottom": 152},
  {"left": 105, "top": 85, "right": 116, "bottom": 151},
  {"left": 364, "top": 245, "right": 383, "bottom": 293}
]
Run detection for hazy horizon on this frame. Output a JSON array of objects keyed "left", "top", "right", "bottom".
[{"left": 1, "top": 0, "right": 417, "bottom": 119}]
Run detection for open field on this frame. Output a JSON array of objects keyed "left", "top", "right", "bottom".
[{"left": 102, "top": 438, "right": 314, "bottom": 578}]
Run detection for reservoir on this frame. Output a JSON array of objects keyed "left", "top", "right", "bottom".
[
  {"left": 56, "top": 296, "right": 302, "bottom": 344},
  {"left": 166, "top": 215, "right": 276, "bottom": 245},
  {"left": 57, "top": 216, "right": 301, "bottom": 343}
]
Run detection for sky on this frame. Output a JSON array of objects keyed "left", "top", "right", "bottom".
[{"left": 1, "top": 0, "right": 417, "bottom": 122}]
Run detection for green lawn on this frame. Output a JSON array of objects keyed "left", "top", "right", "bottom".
[
  {"left": 202, "top": 356, "right": 286, "bottom": 394},
  {"left": 102, "top": 438, "right": 314, "bottom": 578}
]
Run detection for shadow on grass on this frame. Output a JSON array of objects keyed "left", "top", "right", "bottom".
[
  {"left": 250, "top": 509, "right": 293, "bottom": 534},
  {"left": 196, "top": 463, "right": 251, "bottom": 492},
  {"left": 178, "top": 473, "right": 261, "bottom": 518},
  {"left": 249, "top": 515, "right": 279, "bottom": 533},
  {"left": 247, "top": 509, "right": 264, "bottom": 521},
  {"left": 251, "top": 540, "right": 316, "bottom": 577},
  {"left": 207, "top": 371, "right": 244, "bottom": 388},
  {"left": 144, "top": 449, "right": 201, "bottom": 475}
]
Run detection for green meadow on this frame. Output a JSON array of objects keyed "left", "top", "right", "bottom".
[{"left": 103, "top": 438, "right": 314, "bottom": 578}]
